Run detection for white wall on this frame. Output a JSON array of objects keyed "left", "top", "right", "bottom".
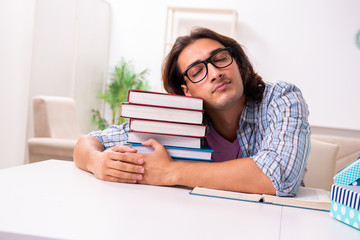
[
  {"left": 0, "top": 0, "right": 110, "bottom": 169},
  {"left": 29, "top": 0, "right": 111, "bottom": 136},
  {"left": 1, "top": 0, "right": 359, "bottom": 168},
  {"left": 0, "top": 0, "right": 35, "bottom": 168},
  {"left": 107, "top": 0, "right": 360, "bottom": 130}
]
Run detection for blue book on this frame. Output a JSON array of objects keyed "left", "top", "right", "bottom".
[{"left": 130, "top": 143, "right": 213, "bottom": 161}]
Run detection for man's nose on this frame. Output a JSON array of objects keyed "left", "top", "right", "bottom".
[{"left": 207, "top": 63, "right": 222, "bottom": 82}]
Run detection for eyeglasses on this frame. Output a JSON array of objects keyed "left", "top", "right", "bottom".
[{"left": 182, "top": 47, "right": 234, "bottom": 84}]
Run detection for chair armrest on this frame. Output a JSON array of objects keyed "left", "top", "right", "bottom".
[
  {"left": 312, "top": 134, "right": 360, "bottom": 172},
  {"left": 28, "top": 138, "right": 78, "bottom": 163}
]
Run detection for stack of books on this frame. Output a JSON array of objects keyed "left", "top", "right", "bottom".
[
  {"left": 330, "top": 154, "right": 360, "bottom": 230},
  {"left": 121, "top": 89, "right": 213, "bottom": 161}
]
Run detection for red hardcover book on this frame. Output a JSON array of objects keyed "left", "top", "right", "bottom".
[
  {"left": 129, "top": 119, "right": 207, "bottom": 138},
  {"left": 128, "top": 89, "right": 203, "bottom": 111},
  {"left": 121, "top": 102, "right": 203, "bottom": 125}
]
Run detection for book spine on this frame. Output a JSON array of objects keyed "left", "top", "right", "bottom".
[{"left": 127, "top": 89, "right": 131, "bottom": 102}]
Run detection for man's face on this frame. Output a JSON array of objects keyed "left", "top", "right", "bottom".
[{"left": 178, "top": 38, "right": 244, "bottom": 111}]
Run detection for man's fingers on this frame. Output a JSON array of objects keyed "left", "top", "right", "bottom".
[
  {"left": 91, "top": 146, "right": 146, "bottom": 183},
  {"left": 104, "top": 151, "right": 142, "bottom": 165},
  {"left": 106, "top": 168, "right": 143, "bottom": 181},
  {"left": 111, "top": 145, "right": 137, "bottom": 153},
  {"left": 102, "top": 175, "right": 137, "bottom": 184},
  {"left": 108, "top": 160, "right": 145, "bottom": 174},
  {"left": 141, "top": 138, "right": 164, "bottom": 151},
  {"left": 95, "top": 166, "right": 142, "bottom": 183}
]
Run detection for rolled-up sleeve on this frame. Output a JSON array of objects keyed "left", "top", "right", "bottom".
[
  {"left": 89, "top": 122, "right": 130, "bottom": 149},
  {"left": 252, "top": 83, "right": 311, "bottom": 196}
]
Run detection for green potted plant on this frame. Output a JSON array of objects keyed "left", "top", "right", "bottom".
[{"left": 92, "top": 58, "right": 149, "bottom": 130}]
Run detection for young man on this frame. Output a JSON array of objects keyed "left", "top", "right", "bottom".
[{"left": 74, "top": 28, "right": 310, "bottom": 197}]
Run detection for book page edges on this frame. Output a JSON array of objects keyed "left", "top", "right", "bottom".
[
  {"left": 262, "top": 187, "right": 331, "bottom": 211},
  {"left": 262, "top": 196, "right": 330, "bottom": 211},
  {"left": 191, "top": 187, "right": 330, "bottom": 211},
  {"left": 191, "top": 187, "right": 262, "bottom": 202},
  {"left": 123, "top": 101, "right": 204, "bottom": 112},
  {"left": 129, "top": 89, "right": 203, "bottom": 101}
]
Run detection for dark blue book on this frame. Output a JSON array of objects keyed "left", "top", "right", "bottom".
[{"left": 130, "top": 143, "right": 213, "bottom": 161}]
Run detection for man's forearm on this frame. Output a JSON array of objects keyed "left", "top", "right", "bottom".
[
  {"left": 73, "top": 136, "right": 276, "bottom": 194},
  {"left": 172, "top": 158, "right": 276, "bottom": 195},
  {"left": 73, "top": 135, "right": 105, "bottom": 173}
]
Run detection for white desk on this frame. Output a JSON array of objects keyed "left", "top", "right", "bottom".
[{"left": 0, "top": 160, "right": 358, "bottom": 240}]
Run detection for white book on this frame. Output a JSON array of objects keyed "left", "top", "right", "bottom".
[
  {"left": 128, "top": 89, "right": 203, "bottom": 111},
  {"left": 129, "top": 119, "right": 206, "bottom": 138},
  {"left": 127, "top": 132, "right": 202, "bottom": 149},
  {"left": 121, "top": 102, "right": 203, "bottom": 125}
]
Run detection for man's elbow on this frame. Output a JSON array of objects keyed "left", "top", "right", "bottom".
[
  {"left": 73, "top": 135, "right": 102, "bottom": 170},
  {"left": 259, "top": 177, "right": 276, "bottom": 195}
]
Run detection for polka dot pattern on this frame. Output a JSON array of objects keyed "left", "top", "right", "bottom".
[
  {"left": 333, "top": 157, "right": 360, "bottom": 185},
  {"left": 331, "top": 201, "right": 360, "bottom": 230}
]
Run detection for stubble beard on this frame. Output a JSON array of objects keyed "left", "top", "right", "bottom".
[{"left": 204, "top": 87, "right": 244, "bottom": 111}]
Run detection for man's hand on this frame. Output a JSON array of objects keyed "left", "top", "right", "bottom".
[
  {"left": 89, "top": 145, "right": 145, "bottom": 183},
  {"left": 73, "top": 136, "right": 177, "bottom": 185},
  {"left": 137, "top": 139, "right": 177, "bottom": 186}
]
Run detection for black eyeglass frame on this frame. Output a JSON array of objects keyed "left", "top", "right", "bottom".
[{"left": 181, "top": 47, "right": 234, "bottom": 84}]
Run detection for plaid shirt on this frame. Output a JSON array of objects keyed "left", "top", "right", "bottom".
[
  {"left": 90, "top": 81, "right": 311, "bottom": 197},
  {"left": 238, "top": 81, "right": 311, "bottom": 196}
]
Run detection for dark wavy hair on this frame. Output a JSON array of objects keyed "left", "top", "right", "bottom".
[{"left": 162, "top": 27, "right": 265, "bottom": 103}]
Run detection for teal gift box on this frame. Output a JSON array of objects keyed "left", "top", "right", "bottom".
[
  {"left": 330, "top": 201, "right": 360, "bottom": 230},
  {"left": 333, "top": 155, "right": 360, "bottom": 186},
  {"left": 330, "top": 184, "right": 360, "bottom": 230}
]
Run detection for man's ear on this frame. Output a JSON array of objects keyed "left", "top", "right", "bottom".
[{"left": 181, "top": 84, "right": 192, "bottom": 97}]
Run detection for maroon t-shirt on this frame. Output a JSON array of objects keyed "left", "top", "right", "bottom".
[{"left": 205, "top": 127, "right": 242, "bottom": 162}]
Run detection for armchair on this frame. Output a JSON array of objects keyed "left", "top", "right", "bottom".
[
  {"left": 27, "top": 96, "right": 81, "bottom": 163},
  {"left": 304, "top": 134, "right": 360, "bottom": 191}
]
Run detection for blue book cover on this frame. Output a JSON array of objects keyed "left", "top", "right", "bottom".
[{"left": 130, "top": 143, "right": 213, "bottom": 161}]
